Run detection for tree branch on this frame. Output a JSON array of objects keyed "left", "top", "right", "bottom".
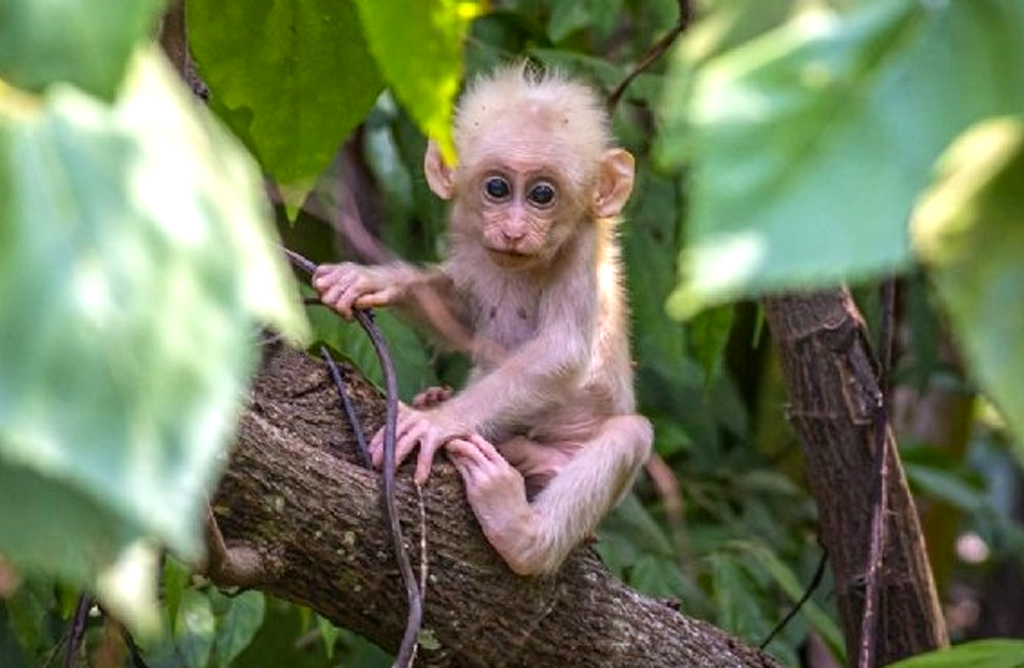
[
  {"left": 763, "top": 289, "right": 947, "bottom": 666},
  {"left": 209, "top": 341, "right": 783, "bottom": 667}
]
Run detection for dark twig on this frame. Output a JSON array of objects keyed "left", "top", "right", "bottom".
[
  {"left": 320, "top": 345, "right": 372, "bottom": 467},
  {"left": 355, "top": 309, "right": 425, "bottom": 668},
  {"left": 121, "top": 626, "right": 152, "bottom": 668},
  {"left": 282, "top": 246, "right": 317, "bottom": 275},
  {"left": 63, "top": 595, "right": 92, "bottom": 668},
  {"left": 760, "top": 545, "right": 829, "bottom": 650},
  {"left": 607, "top": 0, "right": 695, "bottom": 110},
  {"left": 282, "top": 246, "right": 424, "bottom": 668},
  {"left": 858, "top": 277, "right": 898, "bottom": 668}
]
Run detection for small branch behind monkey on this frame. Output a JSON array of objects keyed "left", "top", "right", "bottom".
[
  {"left": 320, "top": 346, "right": 372, "bottom": 468},
  {"left": 282, "top": 246, "right": 425, "bottom": 668},
  {"left": 858, "top": 277, "right": 898, "bottom": 668},
  {"left": 606, "top": 0, "right": 695, "bottom": 110}
]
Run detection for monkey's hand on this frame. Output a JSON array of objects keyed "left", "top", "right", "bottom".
[
  {"left": 370, "top": 404, "right": 471, "bottom": 485},
  {"left": 313, "top": 262, "right": 407, "bottom": 319},
  {"left": 446, "top": 435, "right": 539, "bottom": 574}
]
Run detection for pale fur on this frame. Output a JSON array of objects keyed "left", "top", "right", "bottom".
[{"left": 313, "top": 64, "right": 652, "bottom": 575}]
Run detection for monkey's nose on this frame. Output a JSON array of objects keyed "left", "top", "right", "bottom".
[{"left": 502, "top": 223, "right": 528, "bottom": 243}]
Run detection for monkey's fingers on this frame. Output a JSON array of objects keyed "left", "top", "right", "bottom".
[
  {"left": 369, "top": 414, "right": 423, "bottom": 469},
  {"left": 352, "top": 288, "right": 399, "bottom": 311},
  {"left": 317, "top": 279, "right": 362, "bottom": 319},
  {"left": 446, "top": 439, "right": 487, "bottom": 486},
  {"left": 446, "top": 436, "right": 505, "bottom": 483},
  {"left": 413, "top": 436, "right": 446, "bottom": 485},
  {"left": 447, "top": 446, "right": 482, "bottom": 488},
  {"left": 463, "top": 433, "right": 504, "bottom": 463},
  {"left": 446, "top": 438, "right": 487, "bottom": 464}
]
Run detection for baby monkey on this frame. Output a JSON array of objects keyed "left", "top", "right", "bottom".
[{"left": 314, "top": 64, "right": 652, "bottom": 575}]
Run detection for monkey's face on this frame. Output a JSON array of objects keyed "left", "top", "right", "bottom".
[
  {"left": 455, "top": 149, "right": 589, "bottom": 271},
  {"left": 474, "top": 168, "right": 564, "bottom": 266}
]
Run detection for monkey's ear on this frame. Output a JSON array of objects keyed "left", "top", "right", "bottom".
[
  {"left": 594, "top": 148, "right": 635, "bottom": 218},
  {"left": 424, "top": 140, "right": 456, "bottom": 200}
]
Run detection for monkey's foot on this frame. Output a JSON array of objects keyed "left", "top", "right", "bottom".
[{"left": 412, "top": 385, "right": 454, "bottom": 409}]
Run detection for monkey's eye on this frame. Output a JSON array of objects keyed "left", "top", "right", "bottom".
[
  {"left": 483, "top": 176, "right": 512, "bottom": 201},
  {"left": 527, "top": 182, "right": 556, "bottom": 207}
]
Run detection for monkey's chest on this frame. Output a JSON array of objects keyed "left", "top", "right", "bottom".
[{"left": 469, "top": 288, "right": 539, "bottom": 354}]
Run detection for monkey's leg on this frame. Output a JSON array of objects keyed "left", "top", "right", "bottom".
[{"left": 448, "top": 415, "right": 652, "bottom": 576}]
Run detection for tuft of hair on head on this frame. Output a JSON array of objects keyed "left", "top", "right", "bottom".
[{"left": 452, "top": 61, "right": 614, "bottom": 181}]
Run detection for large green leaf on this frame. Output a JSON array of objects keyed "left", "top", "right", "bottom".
[
  {"left": 912, "top": 118, "right": 1024, "bottom": 458},
  {"left": 661, "top": 0, "right": 1024, "bottom": 316},
  {"left": 0, "top": 0, "right": 165, "bottom": 100},
  {"left": 187, "top": 0, "right": 384, "bottom": 201},
  {"left": 0, "top": 48, "right": 306, "bottom": 624},
  {"left": 353, "top": 0, "right": 484, "bottom": 163},
  {"left": 886, "top": 640, "right": 1024, "bottom": 668}
]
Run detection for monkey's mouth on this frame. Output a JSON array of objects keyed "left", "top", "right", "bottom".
[{"left": 487, "top": 247, "right": 533, "bottom": 266}]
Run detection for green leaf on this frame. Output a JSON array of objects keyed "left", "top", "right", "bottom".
[
  {"left": 737, "top": 541, "right": 845, "bottom": 661},
  {"left": 4, "top": 580, "right": 49, "bottom": 660},
  {"left": 213, "top": 591, "right": 265, "bottom": 667},
  {"left": 911, "top": 117, "right": 1024, "bottom": 460},
  {"left": 0, "top": 47, "right": 306, "bottom": 626},
  {"left": 622, "top": 173, "right": 688, "bottom": 370},
  {"left": 598, "top": 493, "right": 675, "bottom": 559},
  {"left": 689, "top": 304, "right": 734, "bottom": 386},
  {"left": 162, "top": 557, "right": 192, "bottom": 630},
  {"left": 0, "top": 464, "right": 160, "bottom": 629},
  {"left": 661, "top": 0, "right": 1024, "bottom": 317},
  {"left": 547, "top": 0, "right": 622, "bottom": 42},
  {"left": 0, "top": 0, "right": 165, "bottom": 100},
  {"left": 711, "top": 553, "right": 768, "bottom": 641},
  {"left": 187, "top": 0, "right": 385, "bottom": 203},
  {"left": 886, "top": 639, "right": 1024, "bottom": 668},
  {"left": 548, "top": 0, "right": 590, "bottom": 42},
  {"left": 176, "top": 590, "right": 215, "bottom": 668},
  {"left": 352, "top": 0, "right": 484, "bottom": 164}
]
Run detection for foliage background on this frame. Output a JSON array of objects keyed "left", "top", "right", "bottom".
[{"left": 1, "top": 0, "right": 1023, "bottom": 666}]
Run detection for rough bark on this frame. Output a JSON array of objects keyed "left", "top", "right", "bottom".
[
  {"left": 763, "top": 289, "right": 948, "bottom": 667},
  {"left": 209, "top": 341, "right": 781, "bottom": 668}
]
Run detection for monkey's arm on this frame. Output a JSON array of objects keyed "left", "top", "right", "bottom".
[
  {"left": 313, "top": 262, "right": 474, "bottom": 353},
  {"left": 314, "top": 261, "right": 437, "bottom": 318}
]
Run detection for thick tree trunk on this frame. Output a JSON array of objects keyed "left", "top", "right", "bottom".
[
  {"left": 763, "top": 289, "right": 948, "bottom": 667},
  {"left": 209, "top": 341, "right": 782, "bottom": 668}
]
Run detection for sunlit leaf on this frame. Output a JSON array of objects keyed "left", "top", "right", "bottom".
[
  {"left": 353, "top": 0, "right": 484, "bottom": 164},
  {"left": 188, "top": 0, "right": 384, "bottom": 207},
  {"left": 0, "top": 0, "right": 165, "bottom": 100},
  {"left": 661, "top": 0, "right": 1024, "bottom": 317},
  {"left": 911, "top": 117, "right": 1024, "bottom": 459},
  {"left": 0, "top": 47, "right": 307, "bottom": 625}
]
